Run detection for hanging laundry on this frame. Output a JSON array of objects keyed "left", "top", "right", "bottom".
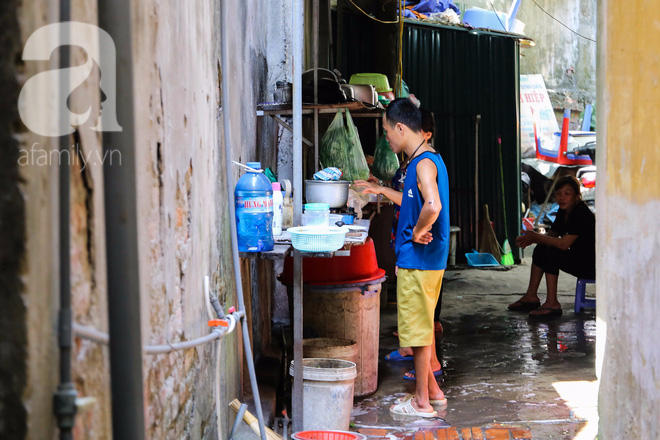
[{"left": 398, "top": 0, "right": 460, "bottom": 19}]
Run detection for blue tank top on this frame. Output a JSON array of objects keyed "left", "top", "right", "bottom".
[{"left": 395, "top": 151, "right": 450, "bottom": 270}]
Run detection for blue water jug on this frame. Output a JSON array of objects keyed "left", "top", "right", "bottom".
[{"left": 235, "top": 162, "right": 274, "bottom": 252}]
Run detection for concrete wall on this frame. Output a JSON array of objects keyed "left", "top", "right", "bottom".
[
  {"left": 4, "top": 0, "right": 292, "bottom": 438},
  {"left": 597, "top": 1, "right": 660, "bottom": 438},
  {"left": 465, "top": 0, "right": 597, "bottom": 114}
]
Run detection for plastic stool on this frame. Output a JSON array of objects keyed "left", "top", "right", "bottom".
[{"left": 574, "top": 278, "right": 596, "bottom": 313}]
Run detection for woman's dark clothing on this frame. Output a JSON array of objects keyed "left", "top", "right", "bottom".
[
  {"left": 532, "top": 201, "right": 596, "bottom": 278},
  {"left": 389, "top": 167, "right": 407, "bottom": 247}
]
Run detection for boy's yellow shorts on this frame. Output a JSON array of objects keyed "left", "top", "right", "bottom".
[{"left": 396, "top": 268, "right": 445, "bottom": 347}]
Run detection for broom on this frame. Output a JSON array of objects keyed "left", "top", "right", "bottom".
[
  {"left": 498, "top": 136, "right": 514, "bottom": 266},
  {"left": 229, "top": 399, "right": 282, "bottom": 440},
  {"left": 478, "top": 204, "right": 502, "bottom": 263}
]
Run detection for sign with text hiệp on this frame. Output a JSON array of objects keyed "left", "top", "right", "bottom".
[{"left": 520, "top": 74, "right": 559, "bottom": 159}]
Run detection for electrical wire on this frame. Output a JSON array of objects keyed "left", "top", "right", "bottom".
[
  {"left": 396, "top": 0, "right": 404, "bottom": 96},
  {"left": 530, "top": 0, "right": 596, "bottom": 43},
  {"left": 348, "top": 0, "right": 400, "bottom": 24}
]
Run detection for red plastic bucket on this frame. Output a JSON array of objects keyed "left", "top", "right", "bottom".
[
  {"left": 278, "top": 237, "right": 385, "bottom": 286},
  {"left": 292, "top": 431, "right": 364, "bottom": 440}
]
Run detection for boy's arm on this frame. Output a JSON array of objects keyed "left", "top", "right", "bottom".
[{"left": 413, "top": 159, "right": 441, "bottom": 244}]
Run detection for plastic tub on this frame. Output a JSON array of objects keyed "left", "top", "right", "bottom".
[
  {"left": 303, "top": 203, "right": 330, "bottom": 228},
  {"left": 465, "top": 251, "right": 500, "bottom": 267},
  {"left": 289, "top": 359, "right": 357, "bottom": 431},
  {"left": 328, "top": 214, "right": 343, "bottom": 226},
  {"left": 349, "top": 73, "right": 391, "bottom": 93}
]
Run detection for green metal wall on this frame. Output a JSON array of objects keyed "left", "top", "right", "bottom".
[{"left": 338, "top": 16, "right": 522, "bottom": 260}]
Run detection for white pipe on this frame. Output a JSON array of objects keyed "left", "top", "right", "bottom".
[{"left": 71, "top": 313, "right": 238, "bottom": 354}]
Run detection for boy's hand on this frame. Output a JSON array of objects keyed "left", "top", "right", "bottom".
[
  {"left": 353, "top": 179, "right": 381, "bottom": 195},
  {"left": 412, "top": 225, "right": 433, "bottom": 245}
]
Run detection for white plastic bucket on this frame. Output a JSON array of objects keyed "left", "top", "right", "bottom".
[{"left": 289, "top": 358, "right": 357, "bottom": 431}]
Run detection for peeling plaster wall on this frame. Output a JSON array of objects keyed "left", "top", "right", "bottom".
[
  {"left": 132, "top": 1, "right": 228, "bottom": 437},
  {"left": 8, "top": 0, "right": 292, "bottom": 438},
  {"left": 597, "top": 1, "right": 660, "bottom": 438}
]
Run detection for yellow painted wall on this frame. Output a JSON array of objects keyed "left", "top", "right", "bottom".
[
  {"left": 603, "top": 0, "right": 660, "bottom": 201},
  {"left": 597, "top": 1, "right": 660, "bottom": 438}
]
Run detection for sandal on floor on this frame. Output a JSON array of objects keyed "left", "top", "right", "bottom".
[
  {"left": 389, "top": 399, "right": 438, "bottom": 418},
  {"left": 508, "top": 300, "right": 541, "bottom": 311},
  {"left": 529, "top": 307, "right": 562, "bottom": 319},
  {"left": 384, "top": 350, "right": 413, "bottom": 362},
  {"left": 395, "top": 393, "right": 447, "bottom": 406},
  {"left": 403, "top": 368, "right": 442, "bottom": 381}
]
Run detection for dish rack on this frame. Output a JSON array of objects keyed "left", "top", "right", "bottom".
[{"left": 288, "top": 226, "right": 347, "bottom": 252}]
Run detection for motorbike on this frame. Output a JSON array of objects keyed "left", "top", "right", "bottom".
[{"left": 573, "top": 141, "right": 596, "bottom": 212}]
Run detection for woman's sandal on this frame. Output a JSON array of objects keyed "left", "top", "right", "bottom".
[
  {"left": 529, "top": 307, "right": 562, "bottom": 319},
  {"left": 395, "top": 393, "right": 447, "bottom": 406},
  {"left": 508, "top": 300, "right": 541, "bottom": 311}
]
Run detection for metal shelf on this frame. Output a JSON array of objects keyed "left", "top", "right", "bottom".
[{"left": 257, "top": 102, "right": 383, "bottom": 117}]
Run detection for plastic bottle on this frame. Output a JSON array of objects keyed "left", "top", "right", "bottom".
[
  {"left": 235, "top": 162, "right": 274, "bottom": 252},
  {"left": 272, "top": 182, "right": 283, "bottom": 236}
]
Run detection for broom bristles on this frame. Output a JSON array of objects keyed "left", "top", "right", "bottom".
[{"left": 479, "top": 204, "right": 502, "bottom": 262}]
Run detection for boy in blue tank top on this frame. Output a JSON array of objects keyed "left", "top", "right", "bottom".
[{"left": 358, "top": 99, "right": 450, "bottom": 417}]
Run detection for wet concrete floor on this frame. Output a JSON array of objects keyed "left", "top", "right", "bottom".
[{"left": 351, "top": 260, "right": 598, "bottom": 440}]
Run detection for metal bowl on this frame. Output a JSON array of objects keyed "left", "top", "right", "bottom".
[{"left": 305, "top": 180, "right": 350, "bottom": 208}]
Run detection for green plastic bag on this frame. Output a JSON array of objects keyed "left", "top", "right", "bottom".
[
  {"left": 373, "top": 136, "right": 399, "bottom": 181},
  {"left": 319, "top": 110, "right": 370, "bottom": 181}
]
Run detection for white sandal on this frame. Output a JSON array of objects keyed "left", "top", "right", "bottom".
[
  {"left": 395, "top": 393, "right": 448, "bottom": 406},
  {"left": 389, "top": 398, "right": 438, "bottom": 418}
]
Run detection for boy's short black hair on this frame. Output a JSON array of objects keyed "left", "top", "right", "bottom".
[
  {"left": 385, "top": 98, "right": 422, "bottom": 133},
  {"left": 555, "top": 175, "right": 581, "bottom": 196},
  {"left": 420, "top": 108, "right": 435, "bottom": 139}
]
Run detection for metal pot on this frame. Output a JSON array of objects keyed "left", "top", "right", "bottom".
[
  {"left": 341, "top": 84, "right": 377, "bottom": 105},
  {"left": 305, "top": 180, "right": 350, "bottom": 208}
]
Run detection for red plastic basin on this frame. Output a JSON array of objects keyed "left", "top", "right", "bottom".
[
  {"left": 278, "top": 237, "right": 385, "bottom": 286},
  {"left": 293, "top": 431, "right": 362, "bottom": 440}
]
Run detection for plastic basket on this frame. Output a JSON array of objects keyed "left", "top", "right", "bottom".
[
  {"left": 292, "top": 431, "right": 365, "bottom": 440},
  {"left": 288, "top": 226, "right": 347, "bottom": 252},
  {"left": 465, "top": 251, "right": 500, "bottom": 267},
  {"left": 349, "top": 73, "right": 391, "bottom": 93}
]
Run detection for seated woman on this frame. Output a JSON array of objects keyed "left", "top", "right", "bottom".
[{"left": 508, "top": 176, "right": 595, "bottom": 318}]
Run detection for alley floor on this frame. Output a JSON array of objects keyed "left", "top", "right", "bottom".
[{"left": 351, "top": 258, "right": 598, "bottom": 440}]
